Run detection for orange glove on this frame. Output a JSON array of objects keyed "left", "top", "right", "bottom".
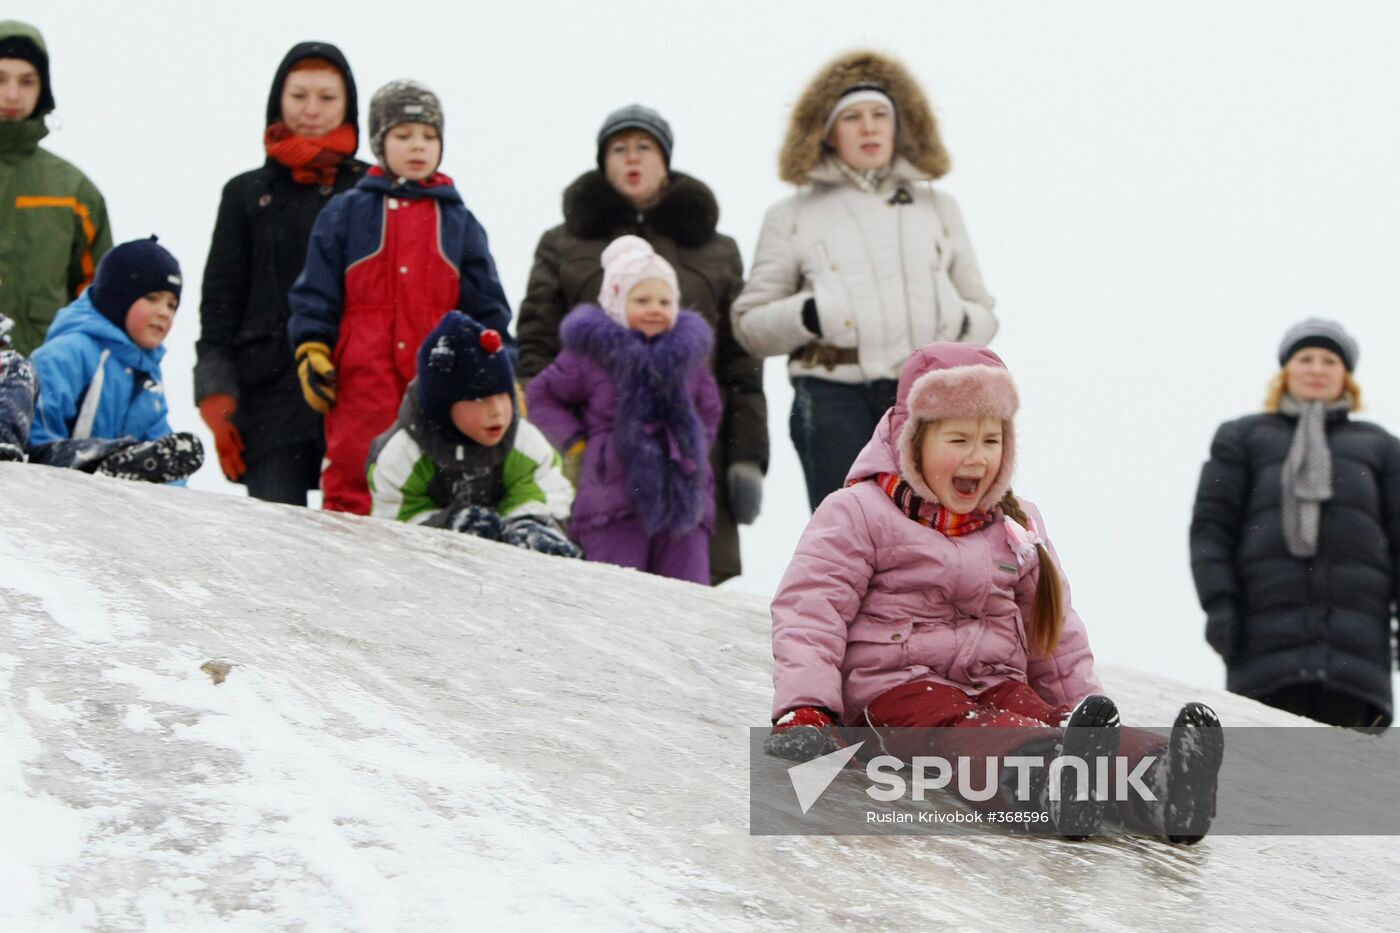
[
  {"left": 295, "top": 342, "right": 337, "bottom": 413},
  {"left": 198, "top": 394, "right": 246, "bottom": 481}
]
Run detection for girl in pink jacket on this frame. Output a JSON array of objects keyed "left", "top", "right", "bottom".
[{"left": 766, "top": 343, "right": 1223, "bottom": 843}]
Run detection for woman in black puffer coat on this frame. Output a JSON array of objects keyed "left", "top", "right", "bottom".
[
  {"left": 1190, "top": 318, "right": 1400, "bottom": 728},
  {"left": 194, "top": 42, "right": 368, "bottom": 505}
]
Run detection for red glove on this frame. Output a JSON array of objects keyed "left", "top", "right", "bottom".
[
  {"left": 198, "top": 394, "right": 246, "bottom": 481},
  {"left": 764, "top": 706, "right": 843, "bottom": 762}
]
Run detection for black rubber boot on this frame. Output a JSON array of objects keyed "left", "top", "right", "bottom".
[
  {"left": 1049, "top": 694, "right": 1121, "bottom": 840},
  {"left": 1164, "top": 702, "right": 1224, "bottom": 845}
]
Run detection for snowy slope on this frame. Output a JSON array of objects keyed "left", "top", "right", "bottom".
[{"left": 0, "top": 463, "right": 1394, "bottom": 931}]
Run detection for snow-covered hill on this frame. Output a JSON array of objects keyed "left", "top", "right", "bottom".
[{"left": 0, "top": 464, "right": 1393, "bottom": 931}]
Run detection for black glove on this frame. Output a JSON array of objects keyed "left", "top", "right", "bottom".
[
  {"left": 726, "top": 461, "right": 764, "bottom": 525},
  {"left": 447, "top": 504, "right": 503, "bottom": 540},
  {"left": 801, "top": 297, "right": 822, "bottom": 337},
  {"left": 97, "top": 433, "right": 204, "bottom": 483},
  {"left": 500, "top": 515, "right": 582, "bottom": 558},
  {"left": 1204, "top": 607, "right": 1238, "bottom": 663}
]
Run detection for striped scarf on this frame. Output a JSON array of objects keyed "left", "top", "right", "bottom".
[{"left": 861, "top": 472, "right": 995, "bottom": 536}]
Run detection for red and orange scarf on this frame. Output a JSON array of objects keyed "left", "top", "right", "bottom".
[
  {"left": 858, "top": 472, "right": 995, "bottom": 536},
  {"left": 263, "top": 122, "right": 357, "bottom": 186}
]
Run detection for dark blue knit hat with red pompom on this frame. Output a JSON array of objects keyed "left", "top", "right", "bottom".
[{"left": 417, "top": 311, "right": 515, "bottom": 428}]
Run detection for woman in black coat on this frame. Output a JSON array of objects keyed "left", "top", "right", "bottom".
[
  {"left": 1190, "top": 319, "right": 1400, "bottom": 728},
  {"left": 194, "top": 42, "right": 368, "bottom": 505}
]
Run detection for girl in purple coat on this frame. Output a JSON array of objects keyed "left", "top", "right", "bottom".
[
  {"left": 527, "top": 236, "right": 722, "bottom": 583},
  {"left": 765, "top": 343, "right": 1224, "bottom": 843}
]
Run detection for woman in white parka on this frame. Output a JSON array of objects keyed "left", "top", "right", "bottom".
[{"left": 733, "top": 50, "right": 997, "bottom": 510}]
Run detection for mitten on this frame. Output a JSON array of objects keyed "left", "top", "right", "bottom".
[
  {"left": 295, "top": 342, "right": 337, "bottom": 413},
  {"left": 198, "top": 394, "right": 245, "bottom": 481},
  {"left": 561, "top": 438, "right": 586, "bottom": 487},
  {"left": 726, "top": 461, "right": 764, "bottom": 525},
  {"left": 97, "top": 432, "right": 205, "bottom": 483},
  {"left": 447, "top": 503, "right": 503, "bottom": 540},
  {"left": 1204, "top": 606, "right": 1238, "bottom": 663},
  {"left": 763, "top": 706, "right": 841, "bottom": 762},
  {"left": 500, "top": 515, "right": 582, "bottom": 558}
]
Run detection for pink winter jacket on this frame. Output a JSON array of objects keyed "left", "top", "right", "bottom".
[{"left": 770, "top": 417, "right": 1102, "bottom": 723}]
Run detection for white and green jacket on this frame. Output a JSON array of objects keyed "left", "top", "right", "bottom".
[{"left": 367, "top": 383, "right": 573, "bottom": 527}]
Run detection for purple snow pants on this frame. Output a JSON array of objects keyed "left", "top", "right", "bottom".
[{"left": 577, "top": 518, "right": 710, "bottom": 584}]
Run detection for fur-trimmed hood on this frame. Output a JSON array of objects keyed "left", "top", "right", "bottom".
[
  {"left": 562, "top": 170, "right": 719, "bottom": 249},
  {"left": 779, "top": 49, "right": 950, "bottom": 185},
  {"left": 560, "top": 303, "right": 714, "bottom": 535}
]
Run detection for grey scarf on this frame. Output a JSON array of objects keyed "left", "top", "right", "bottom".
[
  {"left": 1278, "top": 393, "right": 1351, "bottom": 558},
  {"left": 833, "top": 157, "right": 891, "bottom": 194}
]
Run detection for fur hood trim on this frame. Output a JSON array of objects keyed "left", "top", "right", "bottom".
[
  {"left": 562, "top": 170, "right": 719, "bottom": 248},
  {"left": 779, "top": 49, "right": 950, "bottom": 185}
]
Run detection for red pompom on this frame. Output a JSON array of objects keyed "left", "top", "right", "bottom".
[{"left": 479, "top": 329, "right": 503, "bottom": 354}]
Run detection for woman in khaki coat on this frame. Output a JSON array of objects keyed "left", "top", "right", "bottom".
[{"left": 733, "top": 50, "right": 995, "bottom": 511}]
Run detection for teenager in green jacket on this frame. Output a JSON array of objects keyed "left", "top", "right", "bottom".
[{"left": 0, "top": 20, "right": 111, "bottom": 355}]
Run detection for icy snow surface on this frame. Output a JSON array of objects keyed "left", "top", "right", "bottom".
[{"left": 0, "top": 462, "right": 1395, "bottom": 931}]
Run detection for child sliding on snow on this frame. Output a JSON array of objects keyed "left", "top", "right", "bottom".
[
  {"left": 26, "top": 237, "right": 204, "bottom": 483},
  {"left": 367, "top": 311, "right": 579, "bottom": 558},
  {"left": 765, "top": 343, "right": 1223, "bottom": 843},
  {"left": 527, "top": 236, "right": 721, "bottom": 584}
]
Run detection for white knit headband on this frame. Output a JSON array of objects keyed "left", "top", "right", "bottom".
[{"left": 823, "top": 88, "right": 897, "bottom": 136}]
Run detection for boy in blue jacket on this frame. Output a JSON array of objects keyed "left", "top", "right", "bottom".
[{"left": 28, "top": 237, "right": 204, "bottom": 482}]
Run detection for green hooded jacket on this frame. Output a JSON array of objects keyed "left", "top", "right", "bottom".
[{"left": 0, "top": 20, "right": 112, "bottom": 355}]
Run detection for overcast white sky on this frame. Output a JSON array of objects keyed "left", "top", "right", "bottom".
[{"left": 21, "top": 0, "right": 1400, "bottom": 695}]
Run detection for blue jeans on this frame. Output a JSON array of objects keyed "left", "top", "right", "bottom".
[{"left": 789, "top": 377, "right": 898, "bottom": 511}]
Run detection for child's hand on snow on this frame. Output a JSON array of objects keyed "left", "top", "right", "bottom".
[
  {"left": 447, "top": 503, "right": 503, "bottom": 540},
  {"left": 764, "top": 706, "right": 843, "bottom": 762},
  {"left": 500, "top": 515, "right": 581, "bottom": 558}
]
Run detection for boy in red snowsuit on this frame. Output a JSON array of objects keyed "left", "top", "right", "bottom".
[{"left": 288, "top": 80, "right": 513, "bottom": 514}]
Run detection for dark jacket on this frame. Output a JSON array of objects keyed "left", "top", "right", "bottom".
[
  {"left": 1190, "top": 411, "right": 1400, "bottom": 724},
  {"left": 517, "top": 170, "right": 767, "bottom": 582},
  {"left": 194, "top": 41, "right": 367, "bottom": 471}
]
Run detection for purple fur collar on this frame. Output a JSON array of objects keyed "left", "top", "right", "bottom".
[{"left": 561, "top": 304, "right": 713, "bottom": 535}]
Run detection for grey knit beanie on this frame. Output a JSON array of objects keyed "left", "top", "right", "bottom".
[
  {"left": 368, "top": 80, "right": 444, "bottom": 164},
  {"left": 596, "top": 104, "right": 673, "bottom": 168},
  {"left": 1278, "top": 318, "right": 1359, "bottom": 372}
]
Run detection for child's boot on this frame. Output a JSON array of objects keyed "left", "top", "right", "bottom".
[
  {"left": 1045, "top": 694, "right": 1120, "bottom": 840},
  {"left": 1163, "top": 702, "right": 1224, "bottom": 845}
]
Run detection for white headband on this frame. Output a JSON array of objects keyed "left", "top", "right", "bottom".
[{"left": 823, "top": 88, "right": 897, "bottom": 136}]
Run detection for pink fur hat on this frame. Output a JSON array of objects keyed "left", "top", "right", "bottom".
[
  {"left": 890, "top": 342, "right": 1019, "bottom": 510},
  {"left": 598, "top": 235, "right": 680, "bottom": 329}
]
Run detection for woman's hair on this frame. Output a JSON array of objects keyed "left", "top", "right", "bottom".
[
  {"left": 909, "top": 419, "right": 1064, "bottom": 656},
  {"left": 1263, "top": 369, "right": 1363, "bottom": 413},
  {"left": 998, "top": 491, "right": 1065, "bottom": 658}
]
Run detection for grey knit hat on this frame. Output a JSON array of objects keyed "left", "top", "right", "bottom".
[
  {"left": 1278, "top": 318, "right": 1359, "bottom": 372},
  {"left": 368, "top": 80, "right": 444, "bottom": 164},
  {"left": 596, "top": 104, "right": 673, "bottom": 168}
]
